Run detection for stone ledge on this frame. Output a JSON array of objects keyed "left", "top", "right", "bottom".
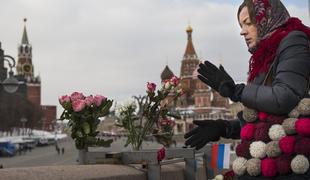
[{"left": 0, "top": 162, "right": 206, "bottom": 180}]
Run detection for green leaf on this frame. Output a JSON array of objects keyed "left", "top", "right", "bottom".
[
  {"left": 97, "top": 139, "right": 113, "bottom": 147},
  {"left": 100, "top": 100, "right": 113, "bottom": 116},
  {"left": 82, "top": 122, "right": 90, "bottom": 135},
  {"left": 76, "top": 130, "right": 83, "bottom": 138}
]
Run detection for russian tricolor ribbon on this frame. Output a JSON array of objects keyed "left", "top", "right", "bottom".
[{"left": 210, "top": 143, "right": 231, "bottom": 170}]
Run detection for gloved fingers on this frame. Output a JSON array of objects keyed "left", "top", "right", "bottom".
[
  {"left": 189, "top": 136, "right": 204, "bottom": 148},
  {"left": 184, "top": 127, "right": 199, "bottom": 139},
  {"left": 198, "top": 66, "right": 218, "bottom": 84},
  {"left": 219, "top": 65, "right": 234, "bottom": 81},
  {"left": 197, "top": 75, "right": 216, "bottom": 89},
  {"left": 219, "top": 64, "right": 226, "bottom": 72},
  {"left": 195, "top": 139, "right": 209, "bottom": 150},
  {"left": 204, "top": 61, "right": 218, "bottom": 71},
  {"left": 185, "top": 134, "right": 200, "bottom": 146},
  {"left": 199, "top": 63, "right": 217, "bottom": 77},
  {"left": 198, "top": 64, "right": 209, "bottom": 77}
]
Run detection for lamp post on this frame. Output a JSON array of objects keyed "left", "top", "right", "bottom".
[{"left": 0, "top": 42, "right": 19, "bottom": 93}]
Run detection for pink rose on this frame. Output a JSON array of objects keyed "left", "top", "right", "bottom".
[
  {"left": 94, "top": 95, "right": 107, "bottom": 107},
  {"left": 147, "top": 82, "right": 156, "bottom": 93},
  {"left": 72, "top": 99, "right": 86, "bottom": 112},
  {"left": 59, "top": 95, "right": 70, "bottom": 105},
  {"left": 70, "top": 92, "right": 85, "bottom": 102},
  {"left": 85, "top": 95, "right": 94, "bottom": 106},
  {"left": 157, "top": 147, "right": 165, "bottom": 162},
  {"left": 170, "top": 76, "right": 180, "bottom": 86}
]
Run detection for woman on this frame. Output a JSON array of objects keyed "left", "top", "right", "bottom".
[{"left": 184, "top": 0, "right": 310, "bottom": 179}]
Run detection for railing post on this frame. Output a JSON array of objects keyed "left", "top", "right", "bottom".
[
  {"left": 148, "top": 163, "right": 161, "bottom": 180},
  {"left": 185, "top": 157, "right": 196, "bottom": 180}
]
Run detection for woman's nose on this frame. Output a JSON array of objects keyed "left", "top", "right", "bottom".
[{"left": 240, "top": 28, "right": 247, "bottom": 36}]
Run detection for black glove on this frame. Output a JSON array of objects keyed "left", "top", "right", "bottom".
[
  {"left": 197, "top": 61, "right": 245, "bottom": 102},
  {"left": 184, "top": 119, "right": 229, "bottom": 150}
]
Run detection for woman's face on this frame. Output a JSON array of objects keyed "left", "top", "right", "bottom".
[{"left": 239, "top": 6, "right": 258, "bottom": 49}]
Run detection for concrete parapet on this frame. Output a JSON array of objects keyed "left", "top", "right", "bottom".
[{"left": 0, "top": 162, "right": 206, "bottom": 180}]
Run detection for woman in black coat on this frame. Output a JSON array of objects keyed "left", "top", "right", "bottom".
[{"left": 184, "top": 0, "right": 310, "bottom": 179}]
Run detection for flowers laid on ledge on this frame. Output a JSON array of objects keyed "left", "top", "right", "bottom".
[
  {"left": 59, "top": 92, "right": 113, "bottom": 150},
  {"left": 116, "top": 76, "right": 183, "bottom": 150},
  {"left": 157, "top": 147, "right": 166, "bottom": 162}
]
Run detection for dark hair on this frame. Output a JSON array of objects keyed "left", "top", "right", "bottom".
[{"left": 237, "top": 0, "right": 256, "bottom": 24}]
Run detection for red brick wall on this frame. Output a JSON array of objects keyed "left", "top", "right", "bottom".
[
  {"left": 41, "top": 105, "right": 57, "bottom": 131},
  {"left": 27, "top": 84, "right": 41, "bottom": 107}
]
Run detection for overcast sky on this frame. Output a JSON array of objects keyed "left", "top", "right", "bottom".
[{"left": 0, "top": 0, "right": 309, "bottom": 116}]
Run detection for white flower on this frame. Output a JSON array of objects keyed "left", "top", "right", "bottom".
[
  {"left": 250, "top": 141, "right": 266, "bottom": 159},
  {"left": 115, "top": 98, "right": 137, "bottom": 117},
  {"left": 268, "top": 124, "right": 286, "bottom": 141}
]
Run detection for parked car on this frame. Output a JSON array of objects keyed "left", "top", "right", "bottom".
[{"left": 0, "top": 141, "right": 16, "bottom": 157}]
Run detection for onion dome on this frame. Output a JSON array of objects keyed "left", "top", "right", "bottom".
[
  {"left": 186, "top": 25, "right": 193, "bottom": 33},
  {"left": 160, "top": 65, "right": 174, "bottom": 82}
]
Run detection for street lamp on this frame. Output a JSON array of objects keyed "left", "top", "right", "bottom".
[{"left": 0, "top": 42, "right": 19, "bottom": 93}]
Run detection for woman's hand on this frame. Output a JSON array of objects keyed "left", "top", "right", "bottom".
[
  {"left": 197, "top": 61, "right": 244, "bottom": 102},
  {"left": 184, "top": 119, "right": 228, "bottom": 150}
]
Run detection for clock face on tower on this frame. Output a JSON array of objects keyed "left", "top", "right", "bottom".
[{"left": 22, "top": 63, "right": 32, "bottom": 73}]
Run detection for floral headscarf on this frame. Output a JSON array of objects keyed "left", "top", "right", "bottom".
[
  {"left": 246, "top": 0, "right": 310, "bottom": 82},
  {"left": 254, "top": 0, "right": 290, "bottom": 41}
]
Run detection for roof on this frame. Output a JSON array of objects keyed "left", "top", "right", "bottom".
[
  {"left": 184, "top": 26, "right": 197, "bottom": 58},
  {"left": 21, "top": 18, "right": 29, "bottom": 44},
  {"left": 160, "top": 65, "right": 174, "bottom": 81}
]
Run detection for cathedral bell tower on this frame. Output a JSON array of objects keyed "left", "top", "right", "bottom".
[
  {"left": 16, "top": 18, "right": 34, "bottom": 80},
  {"left": 178, "top": 25, "right": 200, "bottom": 107}
]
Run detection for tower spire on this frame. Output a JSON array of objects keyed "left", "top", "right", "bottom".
[
  {"left": 17, "top": 18, "right": 34, "bottom": 79},
  {"left": 22, "top": 18, "right": 29, "bottom": 44},
  {"left": 183, "top": 25, "right": 197, "bottom": 59}
]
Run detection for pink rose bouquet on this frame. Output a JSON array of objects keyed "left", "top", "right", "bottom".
[{"left": 59, "top": 92, "right": 113, "bottom": 150}]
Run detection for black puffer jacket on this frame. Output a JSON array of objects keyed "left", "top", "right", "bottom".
[
  {"left": 229, "top": 31, "right": 310, "bottom": 180},
  {"left": 229, "top": 30, "right": 310, "bottom": 139},
  {"left": 241, "top": 30, "right": 310, "bottom": 115}
]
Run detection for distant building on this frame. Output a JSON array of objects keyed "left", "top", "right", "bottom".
[
  {"left": 15, "top": 19, "right": 56, "bottom": 131},
  {"left": 160, "top": 26, "right": 233, "bottom": 133}
]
